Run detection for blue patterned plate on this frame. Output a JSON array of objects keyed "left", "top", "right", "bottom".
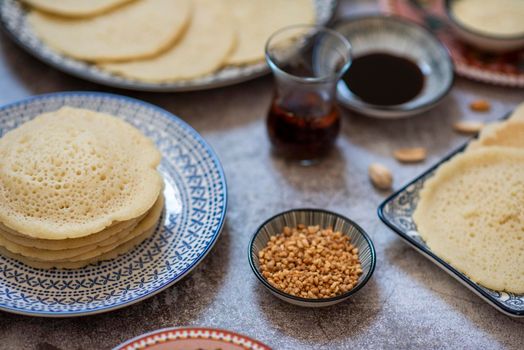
[
  {"left": 0, "top": 0, "right": 337, "bottom": 92},
  {"left": 0, "top": 92, "right": 227, "bottom": 317},
  {"left": 378, "top": 138, "right": 524, "bottom": 317}
]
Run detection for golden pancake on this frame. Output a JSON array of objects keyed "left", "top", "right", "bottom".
[
  {"left": 0, "top": 106, "right": 162, "bottom": 240},
  {"left": 101, "top": 0, "right": 236, "bottom": 82},
  {"left": 224, "top": 0, "right": 315, "bottom": 65},
  {"left": 0, "top": 225, "right": 157, "bottom": 269},
  {"left": 0, "top": 194, "right": 163, "bottom": 260},
  {"left": 467, "top": 120, "right": 524, "bottom": 151},
  {"left": 451, "top": 0, "right": 524, "bottom": 37},
  {"left": 21, "top": 0, "right": 134, "bottom": 18},
  {"left": 27, "top": 0, "right": 191, "bottom": 62},
  {"left": 509, "top": 102, "right": 524, "bottom": 121},
  {"left": 0, "top": 211, "right": 144, "bottom": 250},
  {"left": 414, "top": 148, "right": 524, "bottom": 293}
]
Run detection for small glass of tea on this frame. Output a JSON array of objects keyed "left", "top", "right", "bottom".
[{"left": 265, "top": 25, "right": 351, "bottom": 163}]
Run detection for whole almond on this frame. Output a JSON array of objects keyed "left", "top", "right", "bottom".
[
  {"left": 393, "top": 147, "right": 427, "bottom": 163},
  {"left": 469, "top": 99, "right": 490, "bottom": 112},
  {"left": 368, "top": 163, "right": 393, "bottom": 190},
  {"left": 453, "top": 121, "right": 484, "bottom": 134}
]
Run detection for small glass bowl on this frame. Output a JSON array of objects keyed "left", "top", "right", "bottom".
[{"left": 248, "top": 208, "right": 376, "bottom": 307}]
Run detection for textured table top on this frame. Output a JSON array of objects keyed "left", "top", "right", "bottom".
[{"left": 1, "top": 1, "right": 524, "bottom": 349}]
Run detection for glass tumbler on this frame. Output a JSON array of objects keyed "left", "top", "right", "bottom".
[{"left": 265, "top": 25, "right": 351, "bottom": 162}]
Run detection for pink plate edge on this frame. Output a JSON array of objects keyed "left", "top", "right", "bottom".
[{"left": 112, "top": 327, "right": 272, "bottom": 350}]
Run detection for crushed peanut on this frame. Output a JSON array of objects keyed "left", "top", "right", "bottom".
[{"left": 258, "top": 224, "right": 362, "bottom": 299}]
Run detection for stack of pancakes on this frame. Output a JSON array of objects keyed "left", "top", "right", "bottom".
[
  {"left": 22, "top": 0, "right": 316, "bottom": 83},
  {"left": 414, "top": 103, "right": 524, "bottom": 293},
  {"left": 0, "top": 107, "right": 164, "bottom": 269}
]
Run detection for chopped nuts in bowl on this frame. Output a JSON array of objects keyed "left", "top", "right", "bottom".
[{"left": 249, "top": 209, "right": 376, "bottom": 307}]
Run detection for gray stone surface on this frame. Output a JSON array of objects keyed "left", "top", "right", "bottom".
[{"left": 0, "top": 1, "right": 523, "bottom": 349}]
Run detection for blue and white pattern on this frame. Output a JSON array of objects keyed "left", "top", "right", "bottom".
[
  {"left": 378, "top": 146, "right": 524, "bottom": 317},
  {"left": 0, "top": 0, "right": 337, "bottom": 92},
  {"left": 0, "top": 92, "right": 227, "bottom": 317}
]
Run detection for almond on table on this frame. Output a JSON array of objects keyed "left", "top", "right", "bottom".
[
  {"left": 368, "top": 163, "right": 393, "bottom": 190},
  {"left": 393, "top": 147, "right": 427, "bottom": 163},
  {"left": 453, "top": 121, "right": 485, "bottom": 134},
  {"left": 469, "top": 99, "right": 491, "bottom": 112}
]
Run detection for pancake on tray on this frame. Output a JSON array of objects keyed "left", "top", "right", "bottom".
[
  {"left": 414, "top": 110, "right": 524, "bottom": 293},
  {"left": 509, "top": 101, "right": 524, "bottom": 121},
  {"left": 467, "top": 121, "right": 524, "bottom": 151},
  {"left": 0, "top": 106, "right": 164, "bottom": 269}
]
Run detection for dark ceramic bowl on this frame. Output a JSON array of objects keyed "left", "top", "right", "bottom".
[{"left": 249, "top": 208, "right": 376, "bottom": 307}]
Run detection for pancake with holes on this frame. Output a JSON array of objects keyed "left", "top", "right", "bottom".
[
  {"left": 510, "top": 102, "right": 524, "bottom": 121},
  {"left": 224, "top": 0, "right": 315, "bottom": 65},
  {"left": 21, "top": 0, "right": 135, "bottom": 18},
  {"left": 413, "top": 147, "right": 524, "bottom": 293},
  {"left": 0, "top": 106, "right": 164, "bottom": 269},
  {"left": 101, "top": 0, "right": 236, "bottom": 82},
  {"left": 467, "top": 104, "right": 524, "bottom": 152},
  {"left": 27, "top": 0, "right": 191, "bottom": 62},
  {"left": 467, "top": 119, "right": 524, "bottom": 151}
]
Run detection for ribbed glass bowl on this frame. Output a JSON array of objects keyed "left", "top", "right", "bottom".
[{"left": 248, "top": 208, "right": 376, "bottom": 307}]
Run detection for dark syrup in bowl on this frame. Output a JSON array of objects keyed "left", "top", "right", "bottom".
[{"left": 343, "top": 52, "right": 424, "bottom": 106}]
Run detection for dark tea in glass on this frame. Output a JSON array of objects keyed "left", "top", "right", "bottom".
[{"left": 265, "top": 25, "right": 351, "bottom": 162}]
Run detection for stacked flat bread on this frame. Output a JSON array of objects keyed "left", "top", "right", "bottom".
[
  {"left": 414, "top": 103, "right": 524, "bottom": 293},
  {"left": 0, "top": 107, "right": 164, "bottom": 269},
  {"left": 23, "top": 0, "right": 315, "bottom": 82}
]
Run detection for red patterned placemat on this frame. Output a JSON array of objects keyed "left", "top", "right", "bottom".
[{"left": 380, "top": 0, "right": 524, "bottom": 87}]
